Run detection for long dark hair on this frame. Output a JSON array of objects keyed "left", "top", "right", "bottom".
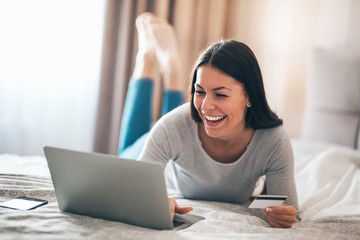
[{"left": 189, "top": 40, "right": 282, "bottom": 129}]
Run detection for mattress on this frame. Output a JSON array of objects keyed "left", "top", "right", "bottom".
[{"left": 1, "top": 139, "right": 359, "bottom": 240}]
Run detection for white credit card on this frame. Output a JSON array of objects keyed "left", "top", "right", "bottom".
[
  {"left": 0, "top": 196, "right": 48, "bottom": 210},
  {"left": 248, "top": 195, "right": 287, "bottom": 209}
]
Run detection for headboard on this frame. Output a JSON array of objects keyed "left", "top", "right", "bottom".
[{"left": 302, "top": 48, "right": 360, "bottom": 150}]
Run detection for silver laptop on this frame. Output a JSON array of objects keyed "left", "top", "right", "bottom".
[{"left": 43, "top": 146, "right": 204, "bottom": 230}]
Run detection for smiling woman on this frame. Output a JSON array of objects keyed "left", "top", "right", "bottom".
[
  {"left": 193, "top": 65, "right": 250, "bottom": 140},
  {"left": 0, "top": 1, "right": 105, "bottom": 155},
  {"left": 136, "top": 37, "right": 300, "bottom": 228}
]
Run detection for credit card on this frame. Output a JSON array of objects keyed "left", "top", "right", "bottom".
[
  {"left": 0, "top": 196, "right": 48, "bottom": 210},
  {"left": 248, "top": 195, "right": 287, "bottom": 209}
]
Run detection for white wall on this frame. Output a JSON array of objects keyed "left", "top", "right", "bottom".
[{"left": 229, "top": 0, "right": 360, "bottom": 137}]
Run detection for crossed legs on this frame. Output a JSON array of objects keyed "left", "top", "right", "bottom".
[{"left": 118, "top": 13, "right": 184, "bottom": 158}]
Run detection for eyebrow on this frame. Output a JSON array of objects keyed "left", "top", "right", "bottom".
[{"left": 195, "top": 84, "right": 231, "bottom": 91}]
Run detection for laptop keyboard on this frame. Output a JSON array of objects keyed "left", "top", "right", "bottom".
[{"left": 173, "top": 220, "right": 186, "bottom": 228}]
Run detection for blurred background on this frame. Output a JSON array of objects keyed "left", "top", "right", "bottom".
[{"left": 0, "top": 0, "right": 359, "bottom": 156}]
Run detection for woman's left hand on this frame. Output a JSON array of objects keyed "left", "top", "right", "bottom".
[
  {"left": 261, "top": 204, "right": 297, "bottom": 228},
  {"left": 168, "top": 197, "right": 193, "bottom": 220}
]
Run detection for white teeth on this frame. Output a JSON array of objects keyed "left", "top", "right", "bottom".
[{"left": 205, "top": 115, "right": 226, "bottom": 121}]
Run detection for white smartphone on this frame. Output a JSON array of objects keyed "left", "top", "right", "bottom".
[
  {"left": 248, "top": 195, "right": 287, "bottom": 209},
  {"left": 0, "top": 196, "right": 48, "bottom": 210}
]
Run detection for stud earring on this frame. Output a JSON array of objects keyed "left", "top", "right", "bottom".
[{"left": 246, "top": 102, "right": 252, "bottom": 107}]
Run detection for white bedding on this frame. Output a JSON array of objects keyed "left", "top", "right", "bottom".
[{"left": 1, "top": 139, "right": 359, "bottom": 240}]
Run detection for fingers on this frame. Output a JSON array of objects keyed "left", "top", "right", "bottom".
[
  {"left": 267, "top": 216, "right": 285, "bottom": 228},
  {"left": 267, "top": 213, "right": 295, "bottom": 228},
  {"left": 268, "top": 204, "right": 297, "bottom": 215},
  {"left": 263, "top": 204, "right": 297, "bottom": 228},
  {"left": 168, "top": 197, "right": 193, "bottom": 220},
  {"left": 176, "top": 206, "right": 193, "bottom": 214}
]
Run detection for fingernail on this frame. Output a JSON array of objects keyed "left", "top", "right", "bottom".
[{"left": 266, "top": 208, "right": 273, "bottom": 212}]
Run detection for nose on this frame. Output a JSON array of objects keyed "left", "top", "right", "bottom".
[{"left": 201, "top": 95, "right": 215, "bottom": 111}]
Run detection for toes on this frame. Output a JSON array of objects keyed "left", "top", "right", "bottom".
[{"left": 136, "top": 12, "right": 155, "bottom": 32}]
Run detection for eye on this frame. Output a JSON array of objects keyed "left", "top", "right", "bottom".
[
  {"left": 195, "top": 90, "right": 205, "bottom": 95},
  {"left": 216, "top": 93, "right": 228, "bottom": 98}
]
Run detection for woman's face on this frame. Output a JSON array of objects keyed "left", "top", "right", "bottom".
[{"left": 193, "top": 65, "right": 249, "bottom": 140}]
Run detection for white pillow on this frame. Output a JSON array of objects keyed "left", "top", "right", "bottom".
[{"left": 302, "top": 48, "right": 360, "bottom": 150}]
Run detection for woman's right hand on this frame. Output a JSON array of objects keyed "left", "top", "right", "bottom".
[{"left": 168, "top": 197, "right": 193, "bottom": 220}]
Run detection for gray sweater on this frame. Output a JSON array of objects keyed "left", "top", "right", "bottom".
[{"left": 139, "top": 103, "right": 299, "bottom": 211}]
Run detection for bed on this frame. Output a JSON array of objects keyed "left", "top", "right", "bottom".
[
  {"left": 1, "top": 48, "right": 360, "bottom": 239},
  {"left": 1, "top": 139, "right": 360, "bottom": 240}
]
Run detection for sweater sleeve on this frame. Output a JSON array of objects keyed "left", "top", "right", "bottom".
[
  {"left": 137, "top": 120, "right": 171, "bottom": 169},
  {"left": 264, "top": 136, "right": 301, "bottom": 221}
]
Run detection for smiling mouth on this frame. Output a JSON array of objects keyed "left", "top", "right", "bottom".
[{"left": 203, "top": 114, "right": 227, "bottom": 126}]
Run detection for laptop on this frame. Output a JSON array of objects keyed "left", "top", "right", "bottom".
[{"left": 43, "top": 146, "right": 204, "bottom": 230}]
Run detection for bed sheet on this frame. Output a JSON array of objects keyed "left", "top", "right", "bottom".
[{"left": 1, "top": 139, "right": 359, "bottom": 240}]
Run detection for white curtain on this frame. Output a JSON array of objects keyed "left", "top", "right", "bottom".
[{"left": 0, "top": 0, "right": 105, "bottom": 156}]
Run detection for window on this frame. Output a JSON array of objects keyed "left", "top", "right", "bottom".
[{"left": 0, "top": 0, "right": 105, "bottom": 155}]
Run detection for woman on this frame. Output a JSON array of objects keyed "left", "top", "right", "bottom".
[{"left": 120, "top": 13, "right": 299, "bottom": 228}]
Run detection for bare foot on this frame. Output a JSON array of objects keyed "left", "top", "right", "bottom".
[
  {"left": 145, "top": 15, "right": 183, "bottom": 91},
  {"left": 132, "top": 13, "right": 157, "bottom": 80}
]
